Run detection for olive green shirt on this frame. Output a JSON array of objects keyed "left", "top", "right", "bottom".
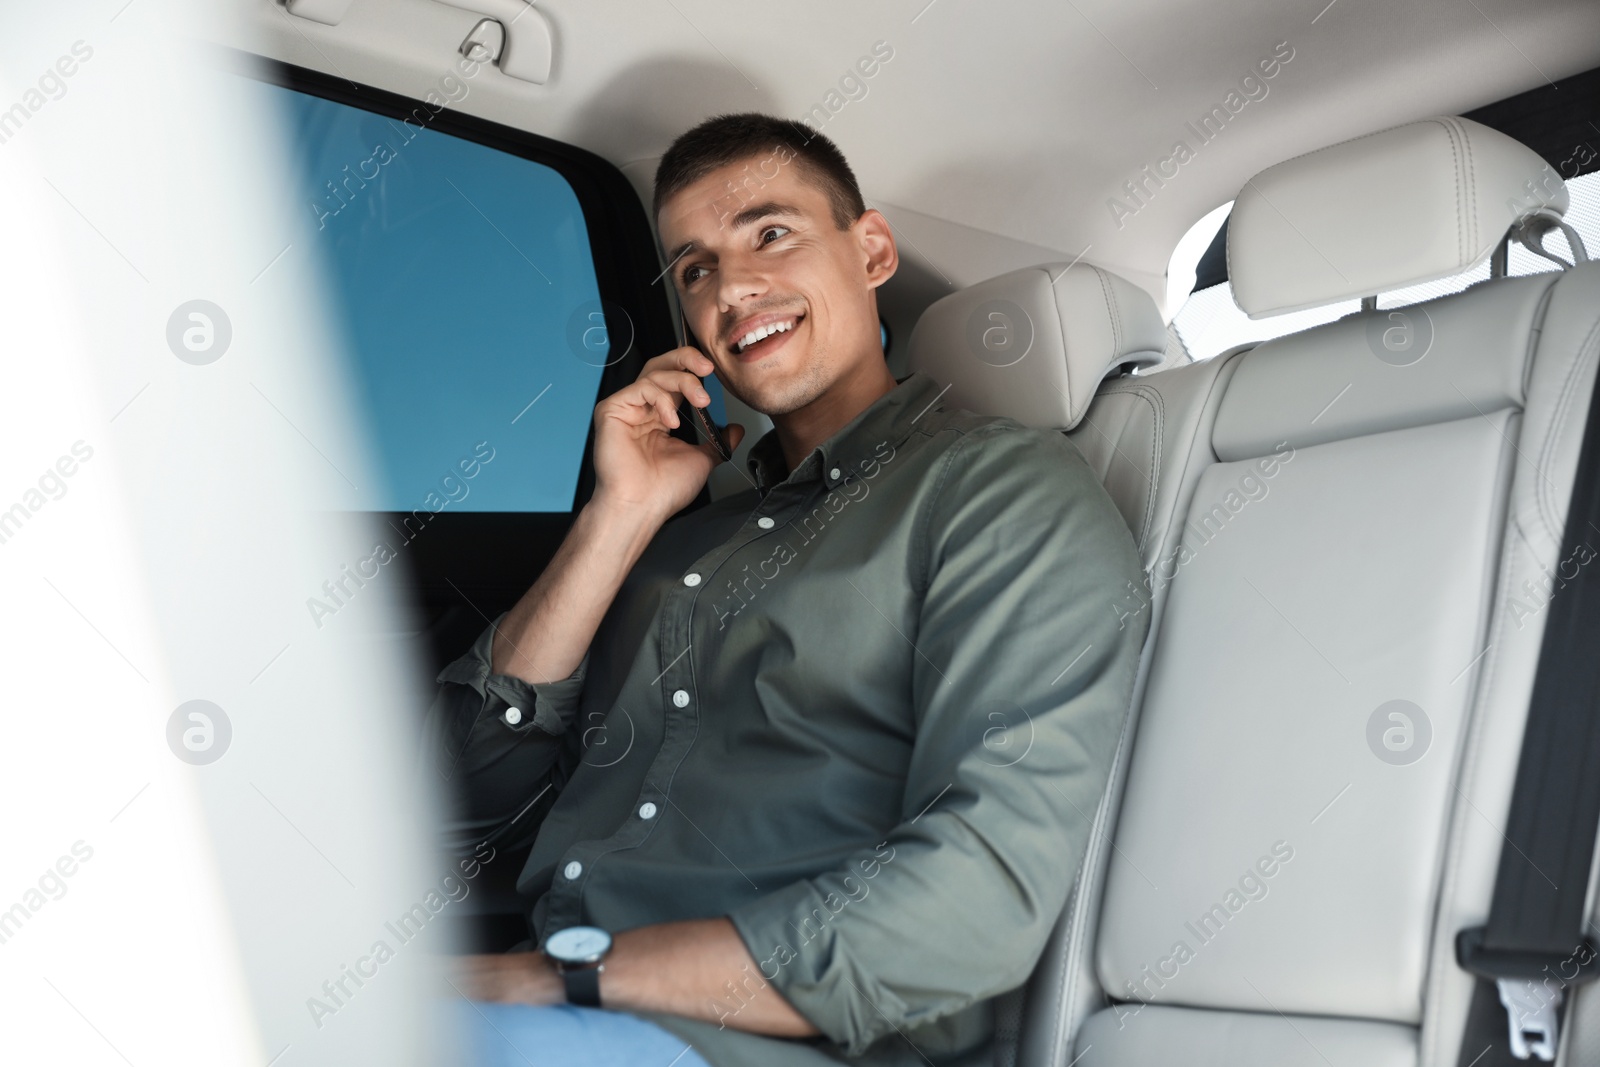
[{"left": 429, "top": 371, "right": 1147, "bottom": 1066}]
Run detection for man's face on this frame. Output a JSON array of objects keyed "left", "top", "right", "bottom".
[{"left": 656, "top": 151, "right": 896, "bottom": 417}]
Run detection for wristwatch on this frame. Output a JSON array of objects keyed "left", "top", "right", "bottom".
[{"left": 544, "top": 925, "right": 612, "bottom": 1007}]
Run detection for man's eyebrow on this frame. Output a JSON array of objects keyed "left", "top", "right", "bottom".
[
  {"left": 664, "top": 241, "right": 698, "bottom": 271},
  {"left": 665, "top": 202, "right": 808, "bottom": 265},
  {"left": 726, "top": 200, "right": 806, "bottom": 231}
]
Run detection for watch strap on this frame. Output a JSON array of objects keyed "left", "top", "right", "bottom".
[{"left": 560, "top": 962, "right": 603, "bottom": 1007}]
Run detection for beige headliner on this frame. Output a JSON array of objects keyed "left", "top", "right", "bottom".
[{"left": 221, "top": 0, "right": 1600, "bottom": 331}]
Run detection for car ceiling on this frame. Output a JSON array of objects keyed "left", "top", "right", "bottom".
[{"left": 221, "top": 0, "right": 1600, "bottom": 326}]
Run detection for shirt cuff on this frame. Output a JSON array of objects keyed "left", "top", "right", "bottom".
[
  {"left": 433, "top": 612, "right": 588, "bottom": 775},
  {"left": 725, "top": 869, "right": 908, "bottom": 1056}
]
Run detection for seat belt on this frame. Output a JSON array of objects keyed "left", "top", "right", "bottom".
[{"left": 1454, "top": 313, "right": 1600, "bottom": 1064}]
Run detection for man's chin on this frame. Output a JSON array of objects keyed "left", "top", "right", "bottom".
[
  {"left": 740, "top": 382, "right": 823, "bottom": 419},
  {"left": 726, "top": 362, "right": 828, "bottom": 419}
]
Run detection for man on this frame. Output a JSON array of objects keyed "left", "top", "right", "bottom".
[{"left": 435, "top": 113, "right": 1147, "bottom": 1066}]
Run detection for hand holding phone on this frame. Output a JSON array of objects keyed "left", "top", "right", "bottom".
[{"left": 677, "top": 308, "right": 733, "bottom": 462}]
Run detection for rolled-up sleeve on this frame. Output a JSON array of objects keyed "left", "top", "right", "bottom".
[
  {"left": 425, "top": 611, "right": 589, "bottom": 850},
  {"left": 726, "top": 426, "right": 1148, "bottom": 1055}
]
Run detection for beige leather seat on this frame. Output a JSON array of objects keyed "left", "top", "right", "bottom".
[{"left": 909, "top": 116, "right": 1600, "bottom": 1067}]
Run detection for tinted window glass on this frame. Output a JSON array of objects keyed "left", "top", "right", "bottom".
[{"left": 263, "top": 81, "right": 610, "bottom": 512}]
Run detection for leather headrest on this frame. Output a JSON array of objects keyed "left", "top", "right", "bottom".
[
  {"left": 1229, "top": 116, "right": 1568, "bottom": 318},
  {"left": 907, "top": 263, "right": 1166, "bottom": 431}
]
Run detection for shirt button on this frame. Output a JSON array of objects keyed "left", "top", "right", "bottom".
[
  {"left": 672, "top": 689, "right": 690, "bottom": 707},
  {"left": 684, "top": 572, "right": 702, "bottom": 587},
  {"left": 829, "top": 467, "right": 842, "bottom": 481},
  {"left": 639, "top": 802, "right": 658, "bottom": 820},
  {"left": 504, "top": 706, "right": 523, "bottom": 726},
  {"left": 563, "top": 860, "right": 583, "bottom": 880},
  {"left": 757, "top": 516, "right": 775, "bottom": 529}
]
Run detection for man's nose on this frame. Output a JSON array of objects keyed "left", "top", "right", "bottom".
[{"left": 716, "top": 256, "right": 769, "bottom": 309}]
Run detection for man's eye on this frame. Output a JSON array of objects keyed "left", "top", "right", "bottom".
[
  {"left": 682, "top": 264, "right": 708, "bottom": 284},
  {"left": 759, "top": 225, "right": 791, "bottom": 245}
]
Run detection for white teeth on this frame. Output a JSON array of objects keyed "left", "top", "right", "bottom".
[{"left": 734, "top": 319, "right": 795, "bottom": 353}]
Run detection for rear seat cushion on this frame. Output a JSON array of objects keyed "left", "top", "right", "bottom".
[{"left": 1077, "top": 1002, "right": 1416, "bottom": 1067}]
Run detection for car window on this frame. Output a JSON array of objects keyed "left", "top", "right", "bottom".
[
  {"left": 257, "top": 80, "right": 616, "bottom": 512},
  {"left": 1171, "top": 170, "right": 1600, "bottom": 363}
]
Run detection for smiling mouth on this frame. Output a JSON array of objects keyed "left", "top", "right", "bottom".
[{"left": 729, "top": 314, "right": 804, "bottom": 358}]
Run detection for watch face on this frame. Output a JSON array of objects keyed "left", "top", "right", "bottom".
[{"left": 545, "top": 925, "right": 611, "bottom": 964}]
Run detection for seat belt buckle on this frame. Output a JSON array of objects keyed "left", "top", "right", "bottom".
[
  {"left": 1497, "top": 978, "right": 1562, "bottom": 1061},
  {"left": 1457, "top": 927, "right": 1600, "bottom": 1062}
]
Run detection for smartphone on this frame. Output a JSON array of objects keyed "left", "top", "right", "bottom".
[{"left": 677, "top": 307, "right": 733, "bottom": 461}]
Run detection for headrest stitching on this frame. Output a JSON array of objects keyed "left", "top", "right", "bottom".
[
  {"left": 1095, "top": 266, "right": 1125, "bottom": 360},
  {"left": 1456, "top": 117, "right": 1479, "bottom": 263},
  {"left": 1043, "top": 266, "right": 1076, "bottom": 419},
  {"left": 1433, "top": 117, "right": 1468, "bottom": 270}
]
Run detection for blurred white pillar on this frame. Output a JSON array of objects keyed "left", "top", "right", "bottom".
[{"left": 0, "top": 3, "right": 458, "bottom": 1064}]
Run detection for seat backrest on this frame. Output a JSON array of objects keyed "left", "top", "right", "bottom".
[
  {"left": 917, "top": 116, "right": 1600, "bottom": 1067},
  {"left": 1072, "top": 116, "right": 1600, "bottom": 1067}
]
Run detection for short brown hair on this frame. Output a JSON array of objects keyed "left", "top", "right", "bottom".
[{"left": 653, "top": 112, "right": 866, "bottom": 231}]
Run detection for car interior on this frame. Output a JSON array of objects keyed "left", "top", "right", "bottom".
[
  {"left": 8, "top": 0, "right": 1600, "bottom": 1064},
  {"left": 236, "top": 1, "right": 1600, "bottom": 1064}
]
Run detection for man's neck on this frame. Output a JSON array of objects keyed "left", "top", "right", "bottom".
[{"left": 773, "top": 359, "right": 899, "bottom": 474}]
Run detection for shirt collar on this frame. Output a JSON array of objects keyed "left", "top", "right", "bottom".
[{"left": 744, "top": 371, "right": 947, "bottom": 495}]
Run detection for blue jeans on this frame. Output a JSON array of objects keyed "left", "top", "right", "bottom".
[{"left": 455, "top": 1000, "right": 712, "bottom": 1067}]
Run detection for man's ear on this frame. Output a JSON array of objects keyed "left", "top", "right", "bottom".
[{"left": 854, "top": 209, "right": 898, "bottom": 291}]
